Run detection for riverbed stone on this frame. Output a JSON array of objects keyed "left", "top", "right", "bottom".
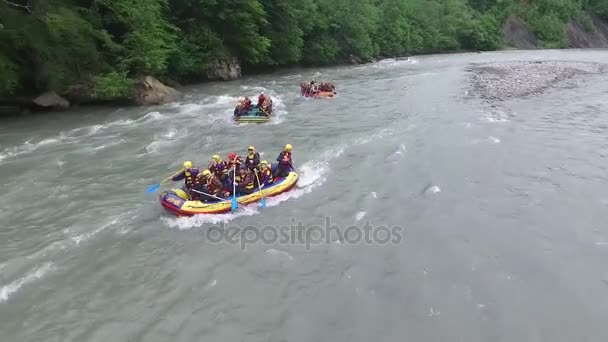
[
  {"left": 33, "top": 91, "right": 70, "bottom": 109},
  {"left": 207, "top": 57, "right": 241, "bottom": 81},
  {"left": 134, "top": 76, "right": 182, "bottom": 105},
  {"left": 467, "top": 60, "right": 606, "bottom": 101}
]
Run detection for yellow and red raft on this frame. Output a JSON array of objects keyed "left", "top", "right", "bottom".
[{"left": 159, "top": 172, "right": 298, "bottom": 216}]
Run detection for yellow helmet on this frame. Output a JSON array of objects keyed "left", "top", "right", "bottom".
[
  {"left": 261, "top": 160, "right": 268, "bottom": 165},
  {"left": 212, "top": 154, "right": 221, "bottom": 161},
  {"left": 248, "top": 146, "right": 255, "bottom": 151},
  {"left": 202, "top": 169, "right": 211, "bottom": 176},
  {"left": 183, "top": 161, "right": 193, "bottom": 169},
  {"left": 285, "top": 144, "right": 292, "bottom": 150}
]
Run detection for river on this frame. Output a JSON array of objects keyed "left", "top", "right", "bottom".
[{"left": 1, "top": 49, "right": 608, "bottom": 341}]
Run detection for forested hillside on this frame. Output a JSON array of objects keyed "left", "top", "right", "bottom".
[{"left": 1, "top": 0, "right": 607, "bottom": 102}]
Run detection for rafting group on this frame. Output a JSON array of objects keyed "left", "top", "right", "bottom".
[
  {"left": 300, "top": 80, "right": 337, "bottom": 98},
  {"left": 233, "top": 92, "right": 273, "bottom": 123},
  {"left": 232, "top": 80, "right": 336, "bottom": 123},
  {"left": 156, "top": 144, "right": 297, "bottom": 215},
  {"left": 153, "top": 79, "right": 336, "bottom": 215}
]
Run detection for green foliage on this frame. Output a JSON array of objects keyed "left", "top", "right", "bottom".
[
  {"left": 465, "top": 14, "right": 504, "bottom": 51},
  {"left": 2, "top": 0, "right": 608, "bottom": 99},
  {"left": 533, "top": 13, "right": 568, "bottom": 48},
  {"left": 577, "top": 11, "right": 594, "bottom": 32},
  {"left": 587, "top": 0, "right": 608, "bottom": 20},
  {"left": 93, "top": 71, "right": 136, "bottom": 100},
  {"left": 0, "top": 55, "right": 19, "bottom": 95}
]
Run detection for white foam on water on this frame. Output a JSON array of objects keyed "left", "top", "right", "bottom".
[
  {"left": 162, "top": 128, "right": 178, "bottom": 139},
  {"left": 481, "top": 109, "right": 510, "bottom": 123},
  {"left": 488, "top": 136, "right": 501, "bottom": 143},
  {"left": 355, "top": 211, "right": 367, "bottom": 221},
  {"left": 137, "top": 111, "right": 164, "bottom": 123},
  {"left": 71, "top": 218, "right": 119, "bottom": 245},
  {"left": 162, "top": 205, "right": 261, "bottom": 229},
  {"left": 265, "top": 249, "right": 294, "bottom": 260},
  {"left": 201, "top": 95, "right": 238, "bottom": 107},
  {"left": 425, "top": 185, "right": 441, "bottom": 194},
  {"left": 0, "top": 263, "right": 54, "bottom": 303},
  {"left": 370, "top": 192, "right": 378, "bottom": 199}
]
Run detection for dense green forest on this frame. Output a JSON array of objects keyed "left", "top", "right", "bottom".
[{"left": 0, "top": 0, "right": 607, "bottom": 100}]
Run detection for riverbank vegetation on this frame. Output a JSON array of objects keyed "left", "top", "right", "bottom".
[{"left": 0, "top": 0, "right": 607, "bottom": 102}]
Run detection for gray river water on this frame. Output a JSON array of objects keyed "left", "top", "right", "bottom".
[{"left": 1, "top": 50, "right": 608, "bottom": 341}]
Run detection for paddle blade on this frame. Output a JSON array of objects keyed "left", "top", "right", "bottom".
[
  {"left": 147, "top": 183, "right": 160, "bottom": 193},
  {"left": 231, "top": 196, "right": 238, "bottom": 211},
  {"left": 260, "top": 198, "right": 267, "bottom": 208}
]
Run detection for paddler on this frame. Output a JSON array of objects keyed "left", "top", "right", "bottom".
[
  {"left": 275, "top": 144, "right": 293, "bottom": 177},
  {"left": 227, "top": 152, "right": 243, "bottom": 175},
  {"left": 190, "top": 169, "right": 211, "bottom": 200},
  {"left": 258, "top": 160, "right": 273, "bottom": 186},
  {"left": 235, "top": 167, "right": 255, "bottom": 195},
  {"left": 206, "top": 171, "right": 224, "bottom": 200},
  {"left": 257, "top": 92, "right": 266, "bottom": 108},
  {"left": 244, "top": 146, "right": 260, "bottom": 171},
  {"left": 171, "top": 160, "right": 200, "bottom": 190},
  {"left": 208, "top": 154, "right": 226, "bottom": 173}
]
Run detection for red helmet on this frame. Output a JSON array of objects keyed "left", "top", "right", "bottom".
[{"left": 228, "top": 152, "right": 236, "bottom": 159}]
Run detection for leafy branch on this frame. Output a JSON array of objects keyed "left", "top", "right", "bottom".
[{"left": 1, "top": 0, "right": 32, "bottom": 13}]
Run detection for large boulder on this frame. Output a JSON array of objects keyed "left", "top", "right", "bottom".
[
  {"left": 33, "top": 91, "right": 70, "bottom": 109},
  {"left": 207, "top": 57, "right": 241, "bottom": 81},
  {"left": 134, "top": 76, "right": 182, "bottom": 105},
  {"left": 63, "top": 81, "right": 96, "bottom": 105}
]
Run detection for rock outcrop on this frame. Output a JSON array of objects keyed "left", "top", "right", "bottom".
[
  {"left": 502, "top": 15, "right": 539, "bottom": 49},
  {"left": 33, "top": 91, "right": 70, "bottom": 109},
  {"left": 207, "top": 57, "right": 241, "bottom": 81},
  {"left": 503, "top": 13, "right": 608, "bottom": 49},
  {"left": 566, "top": 16, "right": 608, "bottom": 48},
  {"left": 134, "top": 76, "right": 182, "bottom": 106},
  {"left": 62, "top": 81, "right": 96, "bottom": 105}
]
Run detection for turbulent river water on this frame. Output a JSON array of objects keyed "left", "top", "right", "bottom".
[{"left": 2, "top": 49, "right": 608, "bottom": 341}]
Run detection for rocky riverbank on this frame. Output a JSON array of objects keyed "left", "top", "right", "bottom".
[{"left": 466, "top": 60, "right": 606, "bottom": 102}]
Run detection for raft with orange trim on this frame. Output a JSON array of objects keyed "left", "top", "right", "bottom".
[
  {"left": 160, "top": 172, "right": 298, "bottom": 216},
  {"left": 312, "top": 91, "right": 336, "bottom": 99}
]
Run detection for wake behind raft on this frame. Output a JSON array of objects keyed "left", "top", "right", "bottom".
[{"left": 160, "top": 172, "right": 298, "bottom": 216}]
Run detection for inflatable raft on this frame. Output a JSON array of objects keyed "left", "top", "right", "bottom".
[
  {"left": 312, "top": 91, "right": 336, "bottom": 99},
  {"left": 160, "top": 171, "right": 298, "bottom": 216},
  {"left": 234, "top": 107, "right": 271, "bottom": 123}
]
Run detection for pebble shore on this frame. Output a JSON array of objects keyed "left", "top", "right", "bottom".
[{"left": 467, "top": 60, "right": 606, "bottom": 101}]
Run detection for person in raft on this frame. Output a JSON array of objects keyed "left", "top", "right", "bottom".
[
  {"left": 275, "top": 144, "right": 293, "bottom": 177},
  {"left": 235, "top": 167, "right": 256, "bottom": 195},
  {"left": 245, "top": 145, "right": 260, "bottom": 171},
  {"left": 207, "top": 154, "right": 226, "bottom": 174},
  {"left": 234, "top": 97, "right": 253, "bottom": 117},
  {"left": 171, "top": 161, "right": 200, "bottom": 191},
  {"left": 226, "top": 152, "right": 243, "bottom": 175},
  {"left": 258, "top": 160, "right": 273, "bottom": 186}
]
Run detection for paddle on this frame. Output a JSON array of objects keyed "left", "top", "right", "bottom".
[
  {"left": 288, "top": 161, "right": 298, "bottom": 173},
  {"left": 231, "top": 167, "right": 238, "bottom": 211},
  {"left": 254, "top": 169, "right": 267, "bottom": 208},
  {"left": 189, "top": 189, "right": 226, "bottom": 202},
  {"left": 146, "top": 170, "right": 182, "bottom": 193}
]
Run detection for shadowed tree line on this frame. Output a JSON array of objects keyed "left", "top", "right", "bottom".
[{"left": 0, "top": 0, "right": 606, "bottom": 99}]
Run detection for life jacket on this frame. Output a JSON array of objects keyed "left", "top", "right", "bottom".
[
  {"left": 184, "top": 169, "right": 195, "bottom": 188},
  {"left": 207, "top": 176, "right": 220, "bottom": 194},
  {"left": 245, "top": 153, "right": 259, "bottom": 167},
  {"left": 262, "top": 168, "right": 273, "bottom": 184},
  {"left": 236, "top": 173, "right": 255, "bottom": 190}
]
